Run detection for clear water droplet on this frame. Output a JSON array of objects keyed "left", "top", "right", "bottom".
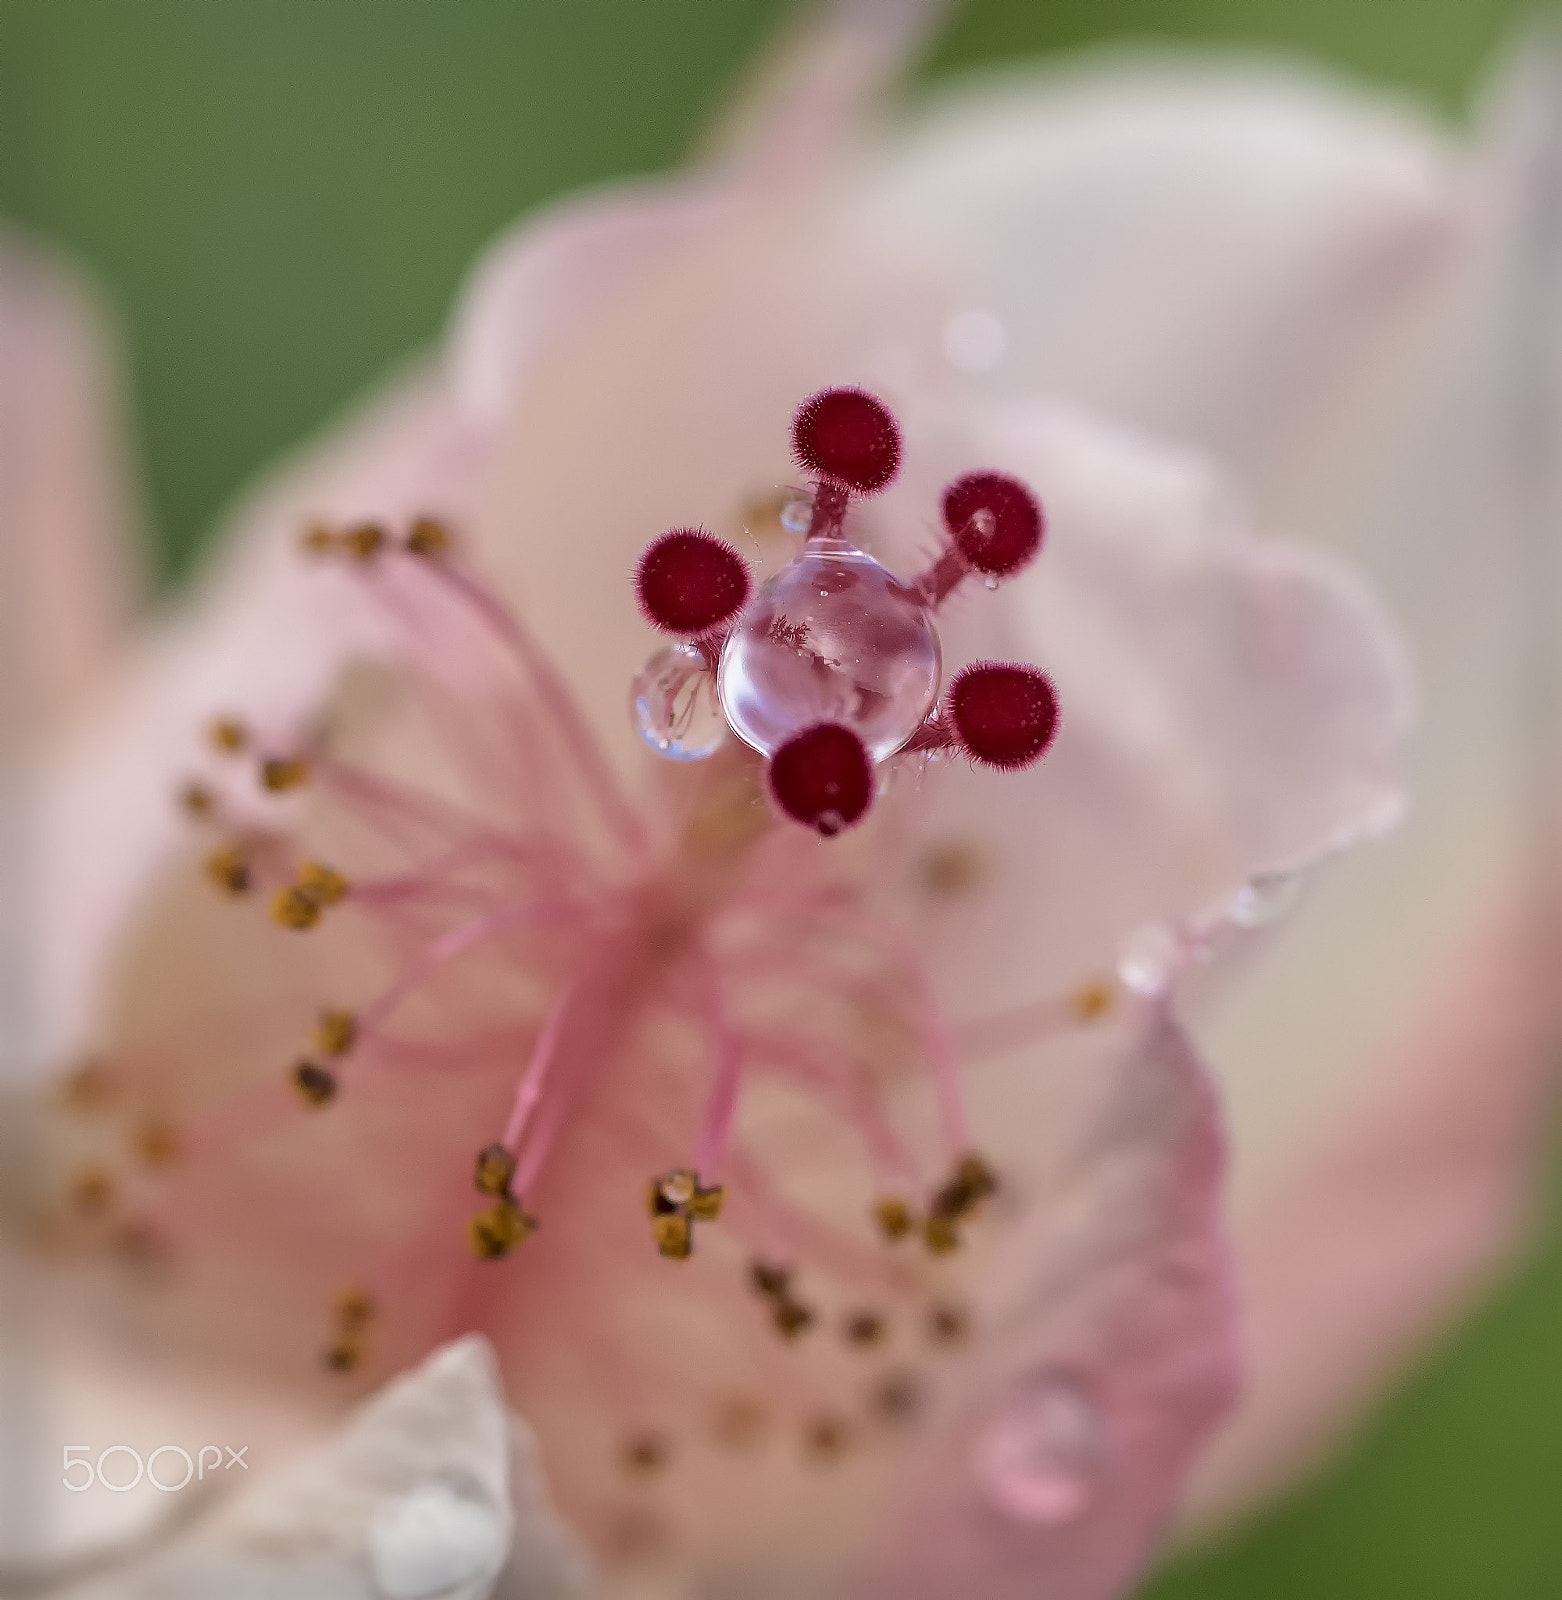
[
  {"left": 816, "top": 809, "right": 845, "bottom": 837},
  {"left": 1118, "top": 923, "right": 1179, "bottom": 997},
  {"left": 368, "top": 1482, "right": 506, "bottom": 1599},
  {"left": 983, "top": 576, "right": 1000, "bottom": 591},
  {"left": 717, "top": 537, "right": 940, "bottom": 761},
  {"left": 632, "top": 643, "right": 726, "bottom": 761},
  {"left": 780, "top": 497, "right": 813, "bottom": 535},
  {"left": 1228, "top": 869, "right": 1303, "bottom": 928},
  {"left": 972, "top": 1370, "right": 1106, "bottom": 1525}
]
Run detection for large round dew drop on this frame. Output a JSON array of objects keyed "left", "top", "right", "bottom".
[{"left": 717, "top": 537, "right": 940, "bottom": 761}]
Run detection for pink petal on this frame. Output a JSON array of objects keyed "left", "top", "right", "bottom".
[
  {"left": 0, "top": 230, "right": 144, "bottom": 738},
  {"left": 853, "top": 1009, "right": 1236, "bottom": 1600}
]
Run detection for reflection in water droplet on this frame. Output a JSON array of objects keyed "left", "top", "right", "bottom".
[
  {"left": 1118, "top": 923, "right": 1179, "bottom": 997},
  {"left": 972, "top": 1370, "right": 1106, "bottom": 1526},
  {"left": 632, "top": 643, "right": 726, "bottom": 761},
  {"left": 780, "top": 498, "right": 813, "bottom": 534},
  {"left": 1228, "top": 869, "right": 1303, "bottom": 928}
]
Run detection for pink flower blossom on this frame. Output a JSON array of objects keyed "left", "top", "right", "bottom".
[{"left": 16, "top": 6, "right": 1553, "bottom": 1597}]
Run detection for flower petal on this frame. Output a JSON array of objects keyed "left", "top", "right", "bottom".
[{"left": 852, "top": 1008, "right": 1236, "bottom": 1600}]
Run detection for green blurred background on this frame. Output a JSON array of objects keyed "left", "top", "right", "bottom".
[{"left": 2, "top": 0, "right": 1557, "bottom": 1594}]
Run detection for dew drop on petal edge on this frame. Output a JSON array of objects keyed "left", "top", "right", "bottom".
[{"left": 971, "top": 1370, "right": 1107, "bottom": 1526}]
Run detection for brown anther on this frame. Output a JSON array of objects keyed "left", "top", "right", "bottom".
[
  {"left": 260, "top": 756, "right": 309, "bottom": 792},
  {"left": 928, "top": 1152, "right": 998, "bottom": 1229},
  {"left": 209, "top": 718, "right": 248, "bottom": 754},
  {"left": 315, "top": 1008, "right": 357, "bottom": 1057},
  {"left": 205, "top": 845, "right": 251, "bottom": 896},
  {"left": 69, "top": 1167, "right": 114, "bottom": 1217},
  {"left": 687, "top": 1182, "right": 724, "bottom": 1222},
  {"left": 927, "top": 1301, "right": 969, "bottom": 1346},
  {"left": 872, "top": 1370, "right": 922, "bottom": 1424},
  {"left": 916, "top": 838, "right": 990, "bottom": 899},
  {"left": 291, "top": 1060, "right": 338, "bottom": 1107},
  {"left": 922, "top": 1214, "right": 961, "bottom": 1255},
  {"left": 712, "top": 1396, "right": 769, "bottom": 1450},
  {"left": 134, "top": 1121, "right": 181, "bottom": 1168},
  {"left": 474, "top": 1142, "right": 517, "bottom": 1197},
  {"left": 300, "top": 521, "right": 337, "bottom": 556},
  {"left": 750, "top": 1260, "right": 792, "bottom": 1299},
  {"left": 622, "top": 1433, "right": 670, "bottom": 1474},
  {"left": 59, "top": 1059, "right": 115, "bottom": 1113},
  {"left": 298, "top": 861, "right": 350, "bottom": 905},
  {"left": 1070, "top": 979, "right": 1116, "bottom": 1022},
  {"left": 874, "top": 1196, "right": 912, "bottom": 1241},
  {"left": 469, "top": 1197, "right": 538, "bottom": 1260},
  {"left": 324, "top": 1339, "right": 363, "bottom": 1374},
  {"left": 343, "top": 521, "right": 386, "bottom": 560},
  {"left": 844, "top": 1310, "right": 886, "bottom": 1347},
  {"left": 803, "top": 1416, "right": 850, "bottom": 1461},
  {"left": 179, "top": 780, "right": 216, "bottom": 817},
  {"left": 273, "top": 885, "right": 323, "bottom": 930},
  {"left": 772, "top": 1298, "right": 816, "bottom": 1341},
  {"left": 406, "top": 516, "right": 451, "bottom": 556},
  {"left": 651, "top": 1212, "right": 693, "bottom": 1261},
  {"left": 334, "top": 1287, "right": 375, "bottom": 1329}
]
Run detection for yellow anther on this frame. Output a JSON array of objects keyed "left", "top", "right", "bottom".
[
  {"left": 474, "top": 1142, "right": 517, "bottom": 1198},
  {"left": 291, "top": 1060, "right": 338, "bottom": 1107},
  {"left": 300, "top": 521, "right": 337, "bottom": 556},
  {"left": 469, "top": 1197, "right": 537, "bottom": 1260},
  {"left": 298, "top": 861, "right": 349, "bottom": 905},
  {"left": 260, "top": 756, "right": 309, "bottom": 792},
  {"left": 1070, "top": 978, "right": 1116, "bottom": 1022},
  {"left": 134, "top": 1120, "right": 181, "bottom": 1168},
  {"left": 343, "top": 521, "right": 387, "bottom": 560},
  {"left": 922, "top": 1214, "right": 961, "bottom": 1256},
  {"left": 334, "top": 1287, "right": 375, "bottom": 1329},
  {"left": 69, "top": 1166, "right": 114, "bottom": 1217},
  {"left": 209, "top": 718, "right": 248, "bottom": 754},
  {"left": 406, "top": 516, "right": 451, "bottom": 556},
  {"left": 205, "top": 845, "right": 251, "bottom": 896},
  {"left": 651, "top": 1212, "right": 693, "bottom": 1260},
  {"left": 874, "top": 1195, "right": 912, "bottom": 1241},
  {"left": 688, "top": 1182, "right": 724, "bottom": 1221},
  {"left": 273, "top": 885, "right": 323, "bottom": 929},
  {"left": 179, "top": 780, "right": 215, "bottom": 817},
  {"left": 324, "top": 1339, "right": 363, "bottom": 1374},
  {"left": 315, "top": 1008, "right": 358, "bottom": 1057}
]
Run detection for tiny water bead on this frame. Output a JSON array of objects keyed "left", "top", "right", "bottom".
[
  {"left": 971, "top": 1370, "right": 1108, "bottom": 1526},
  {"left": 628, "top": 386, "right": 1060, "bottom": 836},
  {"left": 1228, "top": 868, "right": 1304, "bottom": 928},
  {"left": 718, "top": 539, "right": 941, "bottom": 761},
  {"left": 632, "top": 643, "right": 728, "bottom": 761}
]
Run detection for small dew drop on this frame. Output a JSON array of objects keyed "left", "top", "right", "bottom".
[
  {"left": 780, "top": 497, "right": 813, "bottom": 535},
  {"left": 632, "top": 643, "right": 726, "bottom": 761},
  {"left": 816, "top": 809, "right": 845, "bottom": 837},
  {"left": 972, "top": 1370, "right": 1107, "bottom": 1526},
  {"left": 983, "top": 576, "right": 1000, "bottom": 592},
  {"left": 1118, "top": 923, "right": 1179, "bottom": 997},
  {"left": 368, "top": 1482, "right": 506, "bottom": 1599},
  {"left": 942, "top": 308, "right": 1007, "bottom": 374},
  {"left": 1229, "top": 869, "right": 1303, "bottom": 928}
]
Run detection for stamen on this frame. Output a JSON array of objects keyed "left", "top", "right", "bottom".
[
  {"left": 323, "top": 1287, "right": 375, "bottom": 1374},
  {"left": 750, "top": 1259, "right": 817, "bottom": 1339},
  {"left": 133, "top": 1121, "right": 181, "bottom": 1168},
  {"left": 260, "top": 756, "right": 309, "bottom": 792},
  {"left": 179, "top": 780, "right": 216, "bottom": 817},
  {"left": 622, "top": 1433, "right": 671, "bottom": 1474},
  {"left": 405, "top": 516, "right": 451, "bottom": 556},
  {"left": 469, "top": 1197, "right": 538, "bottom": 1260},
  {"left": 803, "top": 1416, "right": 851, "bottom": 1462},
  {"left": 208, "top": 717, "right": 248, "bottom": 754},
  {"left": 59, "top": 1060, "right": 115, "bottom": 1113},
  {"left": 314, "top": 1008, "right": 357, "bottom": 1057},
  {"left": 69, "top": 1166, "right": 114, "bottom": 1217},
  {"left": 927, "top": 1301, "right": 970, "bottom": 1347},
  {"left": 874, "top": 1196, "right": 913, "bottom": 1241},
  {"left": 300, "top": 522, "right": 336, "bottom": 557},
  {"left": 646, "top": 1168, "right": 725, "bottom": 1259},
  {"left": 272, "top": 886, "right": 322, "bottom": 930},
  {"left": 205, "top": 845, "right": 251, "bottom": 895},
  {"left": 873, "top": 1370, "right": 922, "bottom": 1425},
  {"left": 291, "top": 1060, "right": 338, "bottom": 1107},
  {"left": 1070, "top": 979, "right": 1116, "bottom": 1022},
  {"left": 272, "top": 862, "right": 349, "bottom": 929},
  {"left": 343, "top": 521, "right": 387, "bottom": 561},
  {"left": 844, "top": 1310, "right": 886, "bottom": 1347},
  {"left": 473, "top": 1142, "right": 517, "bottom": 1198}
]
